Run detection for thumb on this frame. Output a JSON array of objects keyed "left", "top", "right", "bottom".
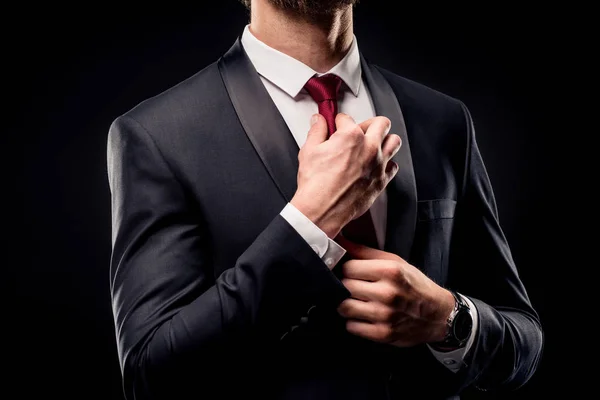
[
  {"left": 304, "top": 114, "right": 328, "bottom": 147},
  {"left": 336, "top": 233, "right": 400, "bottom": 261}
]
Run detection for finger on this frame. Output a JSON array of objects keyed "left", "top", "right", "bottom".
[
  {"left": 341, "top": 277, "right": 380, "bottom": 301},
  {"left": 363, "top": 116, "right": 391, "bottom": 144},
  {"left": 381, "top": 133, "right": 402, "bottom": 161},
  {"left": 337, "top": 298, "right": 372, "bottom": 320},
  {"left": 384, "top": 159, "right": 399, "bottom": 183},
  {"left": 345, "top": 320, "right": 392, "bottom": 343},
  {"left": 342, "top": 259, "right": 386, "bottom": 281},
  {"left": 304, "top": 114, "right": 328, "bottom": 147},
  {"left": 336, "top": 235, "right": 400, "bottom": 262},
  {"left": 337, "top": 298, "right": 393, "bottom": 323},
  {"left": 334, "top": 113, "right": 358, "bottom": 133},
  {"left": 357, "top": 117, "right": 376, "bottom": 133}
]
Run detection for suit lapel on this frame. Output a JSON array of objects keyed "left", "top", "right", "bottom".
[
  {"left": 218, "top": 39, "right": 417, "bottom": 260},
  {"left": 218, "top": 39, "right": 300, "bottom": 202},
  {"left": 361, "top": 57, "right": 417, "bottom": 260}
]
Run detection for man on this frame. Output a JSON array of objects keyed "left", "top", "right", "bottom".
[{"left": 106, "top": 0, "right": 543, "bottom": 398}]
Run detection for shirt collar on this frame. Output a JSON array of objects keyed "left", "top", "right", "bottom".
[{"left": 240, "top": 24, "right": 362, "bottom": 98}]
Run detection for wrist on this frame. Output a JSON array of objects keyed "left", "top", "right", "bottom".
[
  {"left": 431, "top": 289, "right": 456, "bottom": 343},
  {"left": 290, "top": 195, "right": 343, "bottom": 238}
]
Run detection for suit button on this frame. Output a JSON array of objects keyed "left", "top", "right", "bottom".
[
  {"left": 300, "top": 316, "right": 309, "bottom": 325},
  {"left": 306, "top": 305, "right": 317, "bottom": 316}
]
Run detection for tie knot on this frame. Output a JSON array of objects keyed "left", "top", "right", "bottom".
[{"left": 304, "top": 73, "right": 342, "bottom": 103}]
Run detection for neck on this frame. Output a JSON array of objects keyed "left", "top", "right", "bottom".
[{"left": 249, "top": 1, "right": 354, "bottom": 73}]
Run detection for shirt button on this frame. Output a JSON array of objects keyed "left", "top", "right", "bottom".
[
  {"left": 443, "top": 358, "right": 457, "bottom": 366},
  {"left": 310, "top": 245, "right": 320, "bottom": 255},
  {"left": 325, "top": 258, "right": 334, "bottom": 267}
]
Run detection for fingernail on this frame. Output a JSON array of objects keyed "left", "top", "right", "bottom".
[{"left": 311, "top": 114, "right": 319, "bottom": 126}]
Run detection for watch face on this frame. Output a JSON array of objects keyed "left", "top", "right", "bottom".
[{"left": 453, "top": 310, "right": 473, "bottom": 342}]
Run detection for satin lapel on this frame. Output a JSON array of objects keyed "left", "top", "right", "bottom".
[
  {"left": 361, "top": 56, "right": 418, "bottom": 260},
  {"left": 217, "top": 40, "right": 416, "bottom": 258},
  {"left": 218, "top": 39, "right": 300, "bottom": 202}
]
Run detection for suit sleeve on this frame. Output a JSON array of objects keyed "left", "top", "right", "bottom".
[
  {"left": 446, "top": 102, "right": 544, "bottom": 393},
  {"left": 106, "top": 115, "right": 350, "bottom": 399}
]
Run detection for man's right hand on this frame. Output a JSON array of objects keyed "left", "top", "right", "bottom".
[{"left": 290, "top": 113, "right": 402, "bottom": 239}]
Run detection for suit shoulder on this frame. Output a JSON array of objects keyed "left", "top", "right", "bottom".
[
  {"left": 116, "top": 60, "right": 226, "bottom": 132},
  {"left": 374, "top": 65, "right": 466, "bottom": 123}
]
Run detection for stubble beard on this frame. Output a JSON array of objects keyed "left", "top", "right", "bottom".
[{"left": 267, "top": 0, "right": 359, "bottom": 16}]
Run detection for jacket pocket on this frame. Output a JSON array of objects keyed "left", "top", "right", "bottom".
[
  {"left": 417, "top": 199, "right": 457, "bottom": 221},
  {"left": 412, "top": 199, "right": 457, "bottom": 286}
]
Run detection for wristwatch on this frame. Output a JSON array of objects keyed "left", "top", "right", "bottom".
[{"left": 433, "top": 290, "right": 473, "bottom": 350}]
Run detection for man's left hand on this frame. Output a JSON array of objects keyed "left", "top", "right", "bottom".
[{"left": 335, "top": 235, "right": 455, "bottom": 347}]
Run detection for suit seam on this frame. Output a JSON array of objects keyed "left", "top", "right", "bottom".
[
  {"left": 457, "top": 101, "right": 473, "bottom": 202},
  {"left": 119, "top": 114, "right": 188, "bottom": 194}
]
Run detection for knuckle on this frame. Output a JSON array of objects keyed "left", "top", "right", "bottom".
[
  {"left": 378, "top": 306, "right": 394, "bottom": 322},
  {"left": 380, "top": 286, "right": 399, "bottom": 305},
  {"left": 377, "top": 116, "right": 392, "bottom": 130},
  {"left": 385, "top": 262, "right": 404, "bottom": 281},
  {"left": 348, "top": 126, "right": 365, "bottom": 141},
  {"left": 377, "top": 324, "right": 394, "bottom": 342}
]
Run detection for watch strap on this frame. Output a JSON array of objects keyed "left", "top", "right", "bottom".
[{"left": 431, "top": 290, "right": 471, "bottom": 351}]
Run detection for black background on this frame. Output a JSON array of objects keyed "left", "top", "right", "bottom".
[{"left": 8, "top": 1, "right": 575, "bottom": 399}]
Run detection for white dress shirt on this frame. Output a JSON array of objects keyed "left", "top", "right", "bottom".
[{"left": 240, "top": 24, "right": 477, "bottom": 372}]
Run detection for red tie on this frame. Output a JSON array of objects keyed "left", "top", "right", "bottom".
[
  {"left": 304, "top": 74, "right": 343, "bottom": 136},
  {"left": 303, "top": 74, "right": 380, "bottom": 248}
]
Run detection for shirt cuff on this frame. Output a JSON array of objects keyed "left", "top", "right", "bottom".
[
  {"left": 426, "top": 294, "right": 479, "bottom": 373},
  {"left": 280, "top": 203, "right": 346, "bottom": 269}
]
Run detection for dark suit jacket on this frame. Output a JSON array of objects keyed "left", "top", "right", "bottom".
[{"left": 106, "top": 38, "right": 543, "bottom": 400}]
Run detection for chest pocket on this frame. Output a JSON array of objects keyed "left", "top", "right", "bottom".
[
  {"left": 411, "top": 199, "right": 457, "bottom": 286},
  {"left": 417, "top": 199, "right": 456, "bottom": 221}
]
